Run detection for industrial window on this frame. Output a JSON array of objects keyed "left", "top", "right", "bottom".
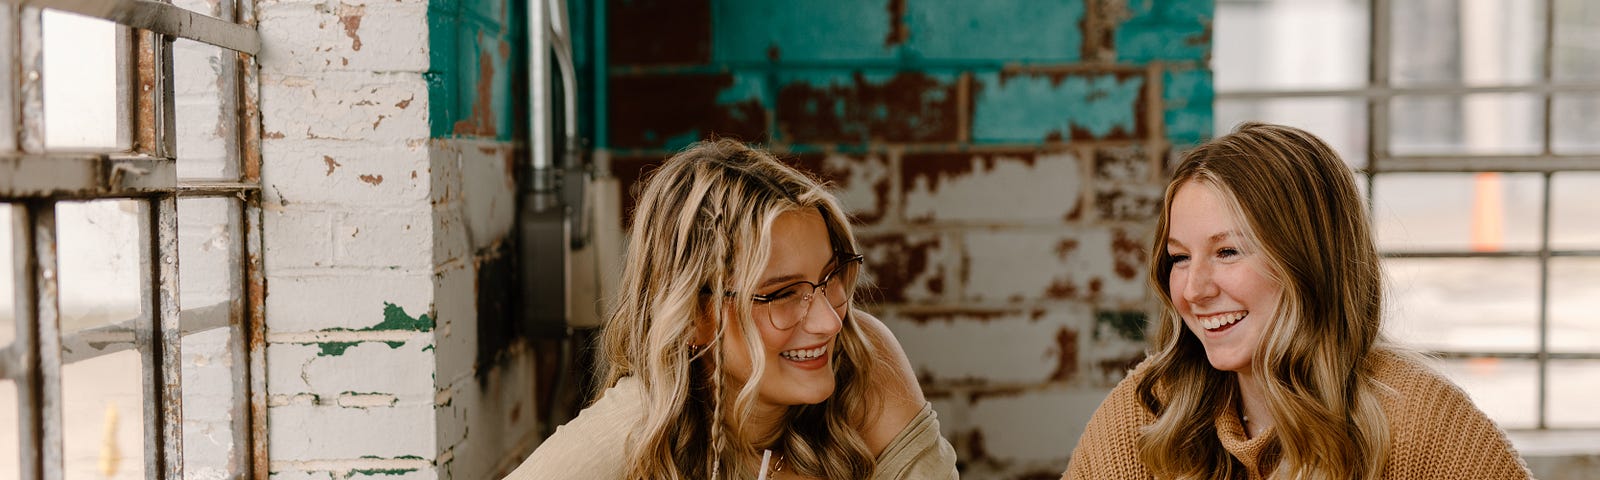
[
  {"left": 0, "top": 0, "right": 263, "bottom": 479},
  {"left": 1215, "top": 0, "right": 1600, "bottom": 430}
]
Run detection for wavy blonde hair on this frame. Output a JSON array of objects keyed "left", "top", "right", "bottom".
[
  {"left": 1136, "top": 123, "right": 1393, "bottom": 479},
  {"left": 598, "top": 139, "right": 881, "bottom": 479}
]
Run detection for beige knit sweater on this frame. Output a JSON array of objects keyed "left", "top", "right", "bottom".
[
  {"left": 1063, "top": 351, "right": 1532, "bottom": 479},
  {"left": 504, "top": 376, "right": 959, "bottom": 480}
]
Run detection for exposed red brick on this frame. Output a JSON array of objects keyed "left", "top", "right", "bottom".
[
  {"left": 608, "top": 0, "right": 710, "bottom": 65},
  {"left": 858, "top": 234, "right": 944, "bottom": 303},
  {"left": 609, "top": 74, "right": 768, "bottom": 149},
  {"left": 1049, "top": 326, "right": 1079, "bottom": 382},
  {"left": 776, "top": 72, "right": 961, "bottom": 144}
]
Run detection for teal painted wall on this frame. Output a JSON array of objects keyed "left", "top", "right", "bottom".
[{"left": 427, "top": 0, "right": 522, "bottom": 140}]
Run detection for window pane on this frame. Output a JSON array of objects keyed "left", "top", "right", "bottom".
[
  {"left": 1438, "top": 358, "right": 1537, "bottom": 430},
  {"left": 1215, "top": 0, "right": 1368, "bottom": 91},
  {"left": 1550, "top": 360, "right": 1600, "bottom": 428},
  {"left": 1550, "top": 258, "right": 1600, "bottom": 354},
  {"left": 1385, "top": 258, "right": 1538, "bottom": 353},
  {"left": 0, "top": 204, "right": 16, "bottom": 480},
  {"left": 63, "top": 350, "right": 144, "bottom": 480},
  {"left": 1374, "top": 173, "right": 1543, "bottom": 252},
  {"left": 178, "top": 197, "right": 242, "bottom": 477},
  {"left": 1216, "top": 97, "right": 1368, "bottom": 169},
  {"left": 175, "top": 39, "right": 234, "bottom": 180},
  {"left": 1551, "top": 173, "right": 1600, "bottom": 250},
  {"left": 1553, "top": 0, "right": 1600, "bottom": 82},
  {"left": 1391, "top": 0, "right": 1544, "bottom": 86},
  {"left": 57, "top": 200, "right": 143, "bottom": 333},
  {"left": 1551, "top": 94, "right": 1600, "bottom": 154},
  {"left": 43, "top": 11, "right": 120, "bottom": 150},
  {"left": 1390, "top": 94, "right": 1543, "bottom": 156}
]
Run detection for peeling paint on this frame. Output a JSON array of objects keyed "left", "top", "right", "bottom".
[
  {"left": 776, "top": 71, "right": 961, "bottom": 144},
  {"left": 324, "top": 156, "right": 342, "bottom": 176},
  {"left": 609, "top": 73, "right": 768, "bottom": 149},
  {"left": 1095, "top": 310, "right": 1147, "bottom": 342},
  {"left": 336, "top": 3, "right": 365, "bottom": 52},
  {"left": 973, "top": 71, "right": 1145, "bottom": 143},
  {"left": 358, "top": 174, "right": 384, "bottom": 185}
]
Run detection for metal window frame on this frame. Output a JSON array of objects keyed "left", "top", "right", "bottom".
[
  {"left": 1216, "top": 0, "right": 1600, "bottom": 430},
  {"left": 0, "top": 0, "right": 264, "bottom": 478}
]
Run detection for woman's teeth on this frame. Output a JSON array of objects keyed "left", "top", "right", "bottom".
[
  {"left": 1200, "top": 311, "right": 1247, "bottom": 330},
  {"left": 780, "top": 346, "right": 826, "bottom": 361}
]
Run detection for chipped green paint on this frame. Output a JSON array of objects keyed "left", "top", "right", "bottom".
[
  {"left": 307, "top": 303, "right": 434, "bottom": 356},
  {"left": 1095, "top": 311, "right": 1148, "bottom": 342},
  {"left": 317, "top": 342, "right": 360, "bottom": 357},
  {"left": 346, "top": 468, "right": 418, "bottom": 478}
]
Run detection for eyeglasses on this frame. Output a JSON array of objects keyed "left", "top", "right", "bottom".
[{"left": 750, "top": 253, "right": 864, "bottom": 330}]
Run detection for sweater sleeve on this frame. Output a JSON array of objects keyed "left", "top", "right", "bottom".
[
  {"left": 502, "top": 379, "right": 643, "bottom": 480},
  {"left": 1383, "top": 360, "right": 1533, "bottom": 480},
  {"left": 1062, "top": 363, "right": 1155, "bottom": 480}
]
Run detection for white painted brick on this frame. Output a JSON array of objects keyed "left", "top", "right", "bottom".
[
  {"left": 927, "top": 395, "right": 968, "bottom": 441},
  {"left": 431, "top": 203, "right": 472, "bottom": 267},
  {"left": 964, "top": 228, "right": 1145, "bottom": 303},
  {"left": 968, "top": 387, "right": 1106, "bottom": 464},
  {"left": 431, "top": 262, "right": 476, "bottom": 384},
  {"left": 453, "top": 142, "right": 516, "bottom": 251},
  {"left": 268, "top": 402, "right": 436, "bottom": 460},
  {"left": 334, "top": 209, "right": 432, "bottom": 268},
  {"left": 263, "top": 208, "right": 334, "bottom": 270},
  {"left": 884, "top": 306, "right": 1091, "bottom": 385},
  {"left": 264, "top": 273, "right": 433, "bottom": 332},
  {"left": 436, "top": 346, "right": 540, "bottom": 480},
  {"left": 265, "top": 339, "right": 436, "bottom": 401},
  {"left": 269, "top": 470, "right": 335, "bottom": 480},
  {"left": 819, "top": 152, "right": 891, "bottom": 224},
  {"left": 259, "top": 71, "right": 428, "bottom": 143},
  {"left": 257, "top": 0, "right": 429, "bottom": 75},
  {"left": 858, "top": 232, "right": 956, "bottom": 303},
  {"left": 262, "top": 141, "right": 431, "bottom": 208},
  {"left": 903, "top": 151, "right": 1082, "bottom": 224}
]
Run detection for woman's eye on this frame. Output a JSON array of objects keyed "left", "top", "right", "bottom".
[
  {"left": 1169, "top": 253, "right": 1190, "bottom": 264},
  {"left": 765, "top": 286, "right": 802, "bottom": 301},
  {"left": 1218, "top": 248, "right": 1240, "bottom": 258}
]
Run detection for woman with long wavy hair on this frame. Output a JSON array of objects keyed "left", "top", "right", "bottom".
[
  {"left": 506, "top": 139, "right": 957, "bottom": 480},
  {"left": 1064, "top": 123, "right": 1529, "bottom": 479}
]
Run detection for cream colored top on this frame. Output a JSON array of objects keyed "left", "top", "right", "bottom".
[
  {"left": 504, "top": 377, "right": 960, "bottom": 480},
  {"left": 1062, "top": 351, "right": 1531, "bottom": 479}
]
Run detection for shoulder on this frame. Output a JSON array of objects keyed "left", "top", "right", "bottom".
[
  {"left": 1063, "top": 357, "right": 1156, "bottom": 479},
  {"left": 869, "top": 403, "right": 960, "bottom": 480},
  {"left": 850, "top": 310, "right": 931, "bottom": 456},
  {"left": 503, "top": 377, "right": 646, "bottom": 480},
  {"left": 1368, "top": 350, "right": 1532, "bottom": 479}
]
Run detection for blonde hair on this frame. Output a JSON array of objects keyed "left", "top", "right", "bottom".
[
  {"left": 1137, "top": 122, "right": 1392, "bottom": 479},
  {"left": 599, "top": 139, "right": 880, "bottom": 479}
]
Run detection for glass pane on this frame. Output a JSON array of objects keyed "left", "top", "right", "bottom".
[
  {"left": 1215, "top": 0, "right": 1368, "bottom": 91},
  {"left": 1437, "top": 358, "right": 1537, "bottom": 430},
  {"left": 0, "top": 205, "right": 16, "bottom": 480},
  {"left": 1385, "top": 258, "right": 1538, "bottom": 353},
  {"left": 1390, "top": 94, "right": 1543, "bottom": 156},
  {"left": 1216, "top": 97, "right": 1368, "bottom": 169},
  {"left": 1553, "top": 0, "right": 1600, "bottom": 82},
  {"left": 1550, "top": 258, "right": 1600, "bottom": 354},
  {"left": 178, "top": 198, "right": 242, "bottom": 477},
  {"left": 57, "top": 200, "right": 144, "bottom": 334},
  {"left": 1551, "top": 94, "right": 1600, "bottom": 154},
  {"left": 172, "top": 0, "right": 224, "bottom": 19},
  {"left": 1551, "top": 173, "right": 1600, "bottom": 250},
  {"left": 1391, "top": 0, "right": 1544, "bottom": 86},
  {"left": 43, "top": 10, "right": 120, "bottom": 150},
  {"left": 1550, "top": 360, "right": 1600, "bottom": 428},
  {"left": 63, "top": 350, "right": 144, "bottom": 480},
  {"left": 175, "top": 39, "right": 234, "bottom": 180},
  {"left": 1373, "top": 173, "right": 1543, "bottom": 252}
]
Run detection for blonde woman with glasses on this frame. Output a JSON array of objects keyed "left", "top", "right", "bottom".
[
  {"left": 506, "top": 139, "right": 958, "bottom": 480},
  {"left": 1064, "top": 123, "right": 1529, "bottom": 479}
]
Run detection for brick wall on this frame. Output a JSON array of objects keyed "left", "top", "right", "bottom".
[
  {"left": 595, "top": 1, "right": 1213, "bottom": 478},
  {"left": 257, "top": 0, "right": 537, "bottom": 477}
]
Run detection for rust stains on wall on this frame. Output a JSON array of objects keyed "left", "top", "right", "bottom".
[
  {"left": 609, "top": 74, "right": 768, "bottom": 149},
  {"left": 452, "top": 47, "right": 500, "bottom": 137},
  {"left": 776, "top": 72, "right": 961, "bottom": 144},
  {"left": 337, "top": 3, "right": 366, "bottom": 51},
  {"left": 858, "top": 233, "right": 944, "bottom": 303}
]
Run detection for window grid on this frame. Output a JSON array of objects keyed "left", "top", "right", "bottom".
[
  {"left": 0, "top": 0, "right": 264, "bottom": 479},
  {"left": 1217, "top": 0, "right": 1600, "bottom": 430}
]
